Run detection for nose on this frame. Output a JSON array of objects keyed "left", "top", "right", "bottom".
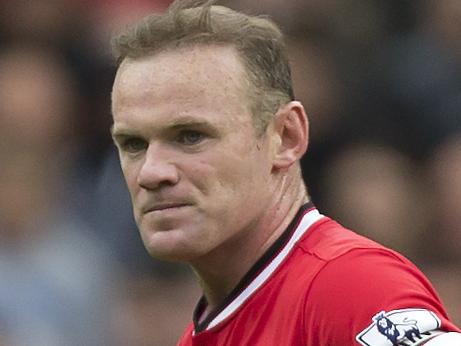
[{"left": 137, "top": 144, "right": 180, "bottom": 190}]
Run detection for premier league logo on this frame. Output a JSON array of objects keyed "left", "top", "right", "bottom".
[
  {"left": 356, "top": 308, "right": 441, "bottom": 346},
  {"left": 374, "top": 312, "right": 420, "bottom": 344}
]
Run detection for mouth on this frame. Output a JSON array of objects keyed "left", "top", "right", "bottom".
[{"left": 144, "top": 202, "right": 191, "bottom": 214}]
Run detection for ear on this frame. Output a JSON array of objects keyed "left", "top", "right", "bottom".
[{"left": 272, "top": 101, "right": 309, "bottom": 170}]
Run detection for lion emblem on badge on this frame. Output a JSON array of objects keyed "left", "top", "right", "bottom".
[{"left": 374, "top": 311, "right": 421, "bottom": 345}]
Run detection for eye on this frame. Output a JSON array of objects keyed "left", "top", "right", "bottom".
[
  {"left": 120, "top": 137, "right": 148, "bottom": 153},
  {"left": 176, "top": 130, "right": 206, "bottom": 146}
]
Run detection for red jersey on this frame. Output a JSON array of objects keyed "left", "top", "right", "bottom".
[{"left": 177, "top": 203, "right": 460, "bottom": 345}]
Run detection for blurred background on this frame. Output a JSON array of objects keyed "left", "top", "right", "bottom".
[{"left": 0, "top": 0, "right": 459, "bottom": 345}]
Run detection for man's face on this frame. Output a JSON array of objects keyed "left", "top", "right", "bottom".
[{"left": 111, "top": 45, "right": 276, "bottom": 262}]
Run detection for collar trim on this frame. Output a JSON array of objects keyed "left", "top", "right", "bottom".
[{"left": 193, "top": 203, "right": 324, "bottom": 333}]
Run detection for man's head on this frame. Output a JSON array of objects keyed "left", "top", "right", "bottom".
[
  {"left": 111, "top": 1, "right": 308, "bottom": 263},
  {"left": 112, "top": 0, "right": 294, "bottom": 135}
]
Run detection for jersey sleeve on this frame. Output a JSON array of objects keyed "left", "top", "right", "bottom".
[
  {"left": 303, "top": 248, "right": 460, "bottom": 345},
  {"left": 176, "top": 323, "right": 194, "bottom": 346}
]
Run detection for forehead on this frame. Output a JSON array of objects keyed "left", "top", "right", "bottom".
[{"left": 112, "top": 45, "right": 250, "bottom": 119}]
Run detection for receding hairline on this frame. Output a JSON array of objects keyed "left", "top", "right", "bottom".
[
  {"left": 117, "top": 40, "right": 245, "bottom": 69},
  {"left": 112, "top": 43, "right": 255, "bottom": 115},
  {"left": 115, "top": 42, "right": 251, "bottom": 90}
]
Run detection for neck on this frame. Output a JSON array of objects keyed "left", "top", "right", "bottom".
[{"left": 191, "top": 169, "right": 308, "bottom": 313}]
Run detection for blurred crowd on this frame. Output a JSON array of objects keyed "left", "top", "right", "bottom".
[{"left": 0, "top": 0, "right": 459, "bottom": 345}]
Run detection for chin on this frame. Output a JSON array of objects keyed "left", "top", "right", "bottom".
[
  {"left": 145, "top": 245, "right": 206, "bottom": 263},
  {"left": 140, "top": 226, "right": 206, "bottom": 263}
]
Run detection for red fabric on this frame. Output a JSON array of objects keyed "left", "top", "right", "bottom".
[{"left": 178, "top": 217, "right": 460, "bottom": 345}]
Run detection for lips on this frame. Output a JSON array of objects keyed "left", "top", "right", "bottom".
[{"left": 143, "top": 202, "right": 191, "bottom": 214}]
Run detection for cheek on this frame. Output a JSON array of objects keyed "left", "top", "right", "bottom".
[{"left": 197, "top": 147, "right": 269, "bottom": 202}]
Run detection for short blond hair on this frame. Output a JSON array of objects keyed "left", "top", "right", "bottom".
[{"left": 112, "top": 0, "right": 294, "bottom": 134}]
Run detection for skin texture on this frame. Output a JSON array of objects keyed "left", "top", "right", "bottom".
[{"left": 111, "top": 44, "right": 309, "bottom": 309}]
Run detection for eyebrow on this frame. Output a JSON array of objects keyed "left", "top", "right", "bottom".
[
  {"left": 111, "top": 116, "right": 217, "bottom": 138},
  {"left": 110, "top": 124, "right": 140, "bottom": 141},
  {"left": 168, "top": 117, "right": 213, "bottom": 130}
]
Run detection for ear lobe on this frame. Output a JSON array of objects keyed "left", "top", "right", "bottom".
[{"left": 272, "top": 101, "right": 309, "bottom": 170}]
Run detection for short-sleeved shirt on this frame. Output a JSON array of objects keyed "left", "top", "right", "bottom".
[{"left": 177, "top": 203, "right": 460, "bottom": 345}]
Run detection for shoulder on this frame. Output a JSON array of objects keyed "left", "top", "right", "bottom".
[
  {"left": 305, "top": 246, "right": 440, "bottom": 317},
  {"left": 299, "top": 219, "right": 460, "bottom": 345},
  {"left": 297, "top": 217, "right": 427, "bottom": 292},
  {"left": 298, "top": 217, "right": 389, "bottom": 261},
  {"left": 301, "top": 219, "right": 437, "bottom": 307},
  {"left": 176, "top": 323, "right": 194, "bottom": 346}
]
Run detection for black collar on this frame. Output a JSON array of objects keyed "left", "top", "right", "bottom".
[{"left": 193, "top": 202, "right": 314, "bottom": 333}]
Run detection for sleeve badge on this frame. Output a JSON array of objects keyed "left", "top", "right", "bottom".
[{"left": 356, "top": 308, "right": 442, "bottom": 346}]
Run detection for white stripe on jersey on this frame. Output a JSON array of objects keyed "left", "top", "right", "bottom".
[{"left": 207, "top": 209, "right": 324, "bottom": 330}]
